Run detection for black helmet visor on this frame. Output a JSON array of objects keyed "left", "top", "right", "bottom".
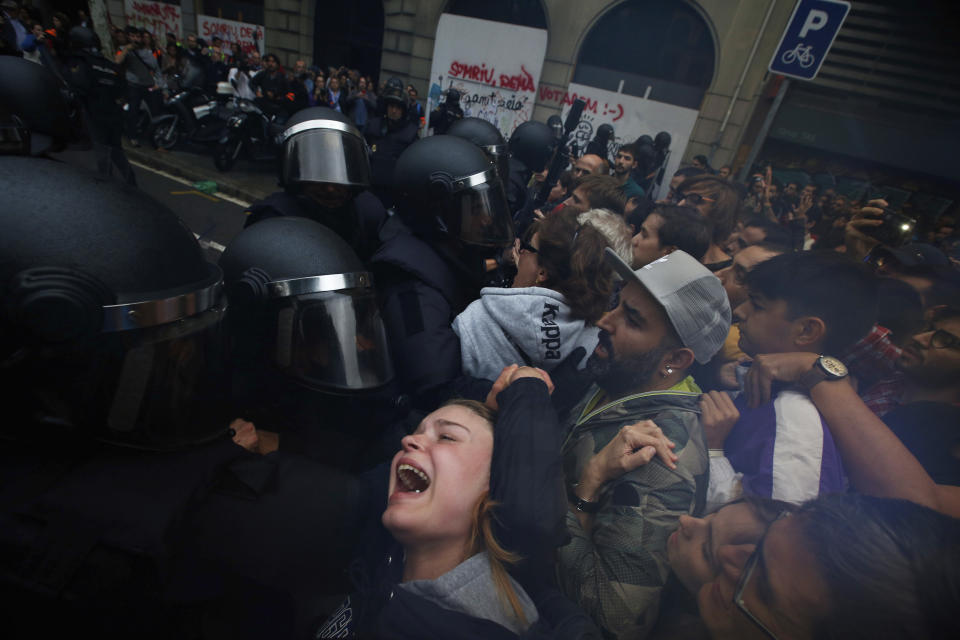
[
  {"left": 273, "top": 281, "right": 393, "bottom": 391},
  {"left": 9, "top": 304, "right": 233, "bottom": 451},
  {"left": 281, "top": 120, "right": 370, "bottom": 188},
  {"left": 443, "top": 168, "right": 515, "bottom": 248}
]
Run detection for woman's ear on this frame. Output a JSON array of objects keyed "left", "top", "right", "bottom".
[{"left": 535, "top": 267, "right": 548, "bottom": 284}]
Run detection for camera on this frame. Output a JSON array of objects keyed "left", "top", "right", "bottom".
[{"left": 863, "top": 206, "right": 916, "bottom": 247}]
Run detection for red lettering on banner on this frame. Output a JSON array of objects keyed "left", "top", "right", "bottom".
[
  {"left": 447, "top": 61, "right": 496, "bottom": 85},
  {"left": 497, "top": 65, "right": 534, "bottom": 92}
]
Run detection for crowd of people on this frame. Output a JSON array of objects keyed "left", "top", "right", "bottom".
[{"left": 2, "top": 6, "right": 960, "bottom": 640}]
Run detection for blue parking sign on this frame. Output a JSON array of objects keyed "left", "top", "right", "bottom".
[{"left": 769, "top": 0, "right": 851, "bottom": 80}]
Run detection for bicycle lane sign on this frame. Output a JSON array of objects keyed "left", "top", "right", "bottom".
[{"left": 768, "top": 0, "right": 851, "bottom": 81}]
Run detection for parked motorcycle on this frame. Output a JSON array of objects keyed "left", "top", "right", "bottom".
[
  {"left": 149, "top": 81, "right": 232, "bottom": 150},
  {"left": 124, "top": 87, "right": 175, "bottom": 144},
  {"left": 213, "top": 98, "right": 285, "bottom": 172}
]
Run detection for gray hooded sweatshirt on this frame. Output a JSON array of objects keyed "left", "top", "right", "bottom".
[{"left": 452, "top": 286, "right": 599, "bottom": 381}]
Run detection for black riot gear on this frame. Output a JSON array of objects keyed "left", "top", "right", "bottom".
[
  {"left": 447, "top": 116, "right": 510, "bottom": 182},
  {"left": 393, "top": 135, "right": 514, "bottom": 249},
  {"left": 0, "top": 56, "right": 78, "bottom": 155},
  {"left": 68, "top": 24, "right": 99, "bottom": 50},
  {"left": 428, "top": 87, "right": 464, "bottom": 135},
  {"left": 219, "top": 217, "right": 393, "bottom": 393},
  {"left": 247, "top": 107, "right": 386, "bottom": 261},
  {"left": 0, "top": 157, "right": 229, "bottom": 451},
  {"left": 279, "top": 106, "right": 371, "bottom": 190},
  {"left": 508, "top": 119, "right": 554, "bottom": 173},
  {"left": 654, "top": 131, "right": 672, "bottom": 150},
  {"left": 381, "top": 76, "right": 407, "bottom": 112},
  {"left": 546, "top": 114, "right": 563, "bottom": 140}
]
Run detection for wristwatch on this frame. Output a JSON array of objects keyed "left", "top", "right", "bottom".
[
  {"left": 567, "top": 483, "right": 601, "bottom": 513},
  {"left": 797, "top": 355, "right": 848, "bottom": 390}
]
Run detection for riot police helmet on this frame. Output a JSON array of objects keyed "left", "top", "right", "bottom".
[
  {"left": 0, "top": 57, "right": 78, "bottom": 155},
  {"left": 0, "top": 157, "right": 229, "bottom": 450},
  {"left": 68, "top": 25, "right": 100, "bottom": 51},
  {"left": 636, "top": 134, "right": 654, "bottom": 147},
  {"left": 596, "top": 123, "right": 614, "bottom": 142},
  {"left": 546, "top": 114, "right": 563, "bottom": 140},
  {"left": 447, "top": 116, "right": 509, "bottom": 181},
  {"left": 654, "top": 131, "right": 672, "bottom": 150},
  {"left": 508, "top": 120, "right": 554, "bottom": 173},
  {"left": 382, "top": 77, "right": 407, "bottom": 110},
  {"left": 394, "top": 135, "right": 514, "bottom": 248},
  {"left": 444, "top": 88, "right": 461, "bottom": 105},
  {"left": 279, "top": 106, "right": 371, "bottom": 191},
  {"left": 219, "top": 217, "right": 393, "bottom": 392}
]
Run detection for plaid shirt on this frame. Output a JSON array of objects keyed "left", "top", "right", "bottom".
[{"left": 841, "top": 325, "right": 904, "bottom": 416}]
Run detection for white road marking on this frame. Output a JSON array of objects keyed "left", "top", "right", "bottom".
[
  {"left": 194, "top": 234, "right": 227, "bottom": 254},
  {"left": 128, "top": 159, "right": 252, "bottom": 207}
]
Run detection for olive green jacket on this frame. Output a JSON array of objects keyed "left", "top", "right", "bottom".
[{"left": 556, "top": 377, "right": 708, "bottom": 639}]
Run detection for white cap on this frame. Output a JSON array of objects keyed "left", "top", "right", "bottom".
[{"left": 604, "top": 248, "right": 731, "bottom": 364}]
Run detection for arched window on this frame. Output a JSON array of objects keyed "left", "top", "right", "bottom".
[
  {"left": 574, "top": 0, "right": 715, "bottom": 108},
  {"left": 445, "top": 0, "right": 547, "bottom": 29}
]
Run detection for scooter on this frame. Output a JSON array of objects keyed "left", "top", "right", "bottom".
[
  {"left": 149, "top": 80, "right": 232, "bottom": 150},
  {"left": 213, "top": 97, "right": 285, "bottom": 172},
  {"left": 124, "top": 87, "right": 176, "bottom": 145}
]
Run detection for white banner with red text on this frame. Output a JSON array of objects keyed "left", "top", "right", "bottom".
[
  {"left": 426, "top": 13, "right": 548, "bottom": 139},
  {"left": 556, "top": 83, "right": 700, "bottom": 199},
  {"left": 196, "top": 14, "right": 265, "bottom": 57},
  {"left": 124, "top": 0, "right": 181, "bottom": 39}
]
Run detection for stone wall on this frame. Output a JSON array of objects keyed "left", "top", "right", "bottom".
[{"left": 375, "top": 0, "right": 798, "bottom": 168}]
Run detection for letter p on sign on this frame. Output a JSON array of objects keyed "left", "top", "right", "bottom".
[{"left": 799, "top": 9, "right": 829, "bottom": 37}]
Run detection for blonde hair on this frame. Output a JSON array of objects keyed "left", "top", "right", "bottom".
[
  {"left": 442, "top": 399, "right": 528, "bottom": 628},
  {"left": 468, "top": 492, "right": 528, "bottom": 628},
  {"left": 578, "top": 208, "right": 633, "bottom": 264}
]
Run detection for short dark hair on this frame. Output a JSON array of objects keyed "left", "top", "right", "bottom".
[
  {"left": 617, "top": 143, "right": 639, "bottom": 160},
  {"left": 263, "top": 53, "right": 279, "bottom": 63},
  {"left": 649, "top": 204, "right": 710, "bottom": 261},
  {"left": 798, "top": 494, "right": 960, "bottom": 640},
  {"left": 743, "top": 216, "right": 793, "bottom": 248},
  {"left": 577, "top": 174, "right": 627, "bottom": 215},
  {"left": 744, "top": 251, "right": 877, "bottom": 353}
]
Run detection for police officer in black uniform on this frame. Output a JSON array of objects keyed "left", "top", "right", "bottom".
[
  {"left": 370, "top": 135, "right": 514, "bottom": 409},
  {"left": 61, "top": 26, "right": 136, "bottom": 185},
  {"left": 428, "top": 87, "right": 464, "bottom": 135},
  {"left": 364, "top": 77, "right": 419, "bottom": 205},
  {"left": 243, "top": 106, "right": 387, "bottom": 261},
  {"left": 219, "top": 216, "right": 404, "bottom": 467},
  {"left": 447, "top": 116, "right": 510, "bottom": 183},
  {"left": 0, "top": 62, "right": 384, "bottom": 640},
  {"left": 506, "top": 119, "right": 554, "bottom": 231}
]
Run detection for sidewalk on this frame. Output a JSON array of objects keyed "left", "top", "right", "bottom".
[{"left": 123, "top": 141, "right": 278, "bottom": 203}]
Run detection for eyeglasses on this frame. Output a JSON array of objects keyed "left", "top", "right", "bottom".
[
  {"left": 515, "top": 236, "right": 538, "bottom": 255},
  {"left": 678, "top": 192, "right": 716, "bottom": 206},
  {"left": 733, "top": 510, "right": 792, "bottom": 640},
  {"left": 922, "top": 325, "right": 960, "bottom": 350}
]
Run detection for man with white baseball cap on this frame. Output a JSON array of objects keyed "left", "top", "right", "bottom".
[{"left": 555, "top": 248, "right": 730, "bottom": 639}]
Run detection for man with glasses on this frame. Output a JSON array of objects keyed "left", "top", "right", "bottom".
[{"left": 882, "top": 306, "right": 960, "bottom": 485}]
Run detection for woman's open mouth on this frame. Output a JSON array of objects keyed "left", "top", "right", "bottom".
[{"left": 397, "top": 462, "right": 431, "bottom": 493}]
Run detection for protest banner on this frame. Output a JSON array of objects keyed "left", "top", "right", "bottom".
[
  {"left": 124, "top": 0, "right": 181, "bottom": 39},
  {"left": 197, "top": 14, "right": 265, "bottom": 56},
  {"left": 554, "top": 82, "right": 700, "bottom": 199},
  {"left": 426, "top": 13, "right": 548, "bottom": 139}
]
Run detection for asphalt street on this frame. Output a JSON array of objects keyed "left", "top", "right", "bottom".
[{"left": 52, "top": 146, "right": 256, "bottom": 260}]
